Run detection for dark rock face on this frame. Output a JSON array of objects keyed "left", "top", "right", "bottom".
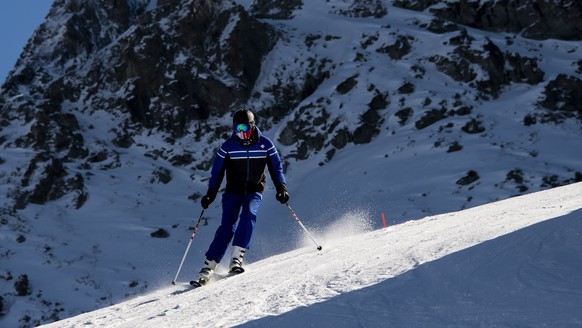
[
  {"left": 14, "top": 275, "right": 31, "bottom": 296},
  {"left": 333, "top": 0, "right": 388, "bottom": 18},
  {"left": 539, "top": 74, "right": 582, "bottom": 120},
  {"left": 4, "top": 0, "right": 275, "bottom": 130},
  {"left": 251, "top": 0, "right": 303, "bottom": 19},
  {"left": 429, "top": 32, "right": 544, "bottom": 99},
  {"left": 0, "top": 0, "right": 276, "bottom": 209},
  {"left": 394, "top": 0, "right": 582, "bottom": 41},
  {"left": 354, "top": 92, "right": 388, "bottom": 144},
  {"left": 107, "top": 0, "right": 275, "bottom": 131},
  {"left": 456, "top": 170, "right": 480, "bottom": 186},
  {"left": 376, "top": 35, "right": 412, "bottom": 60}
]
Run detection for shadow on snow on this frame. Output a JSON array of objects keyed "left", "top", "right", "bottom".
[{"left": 237, "top": 209, "right": 582, "bottom": 328}]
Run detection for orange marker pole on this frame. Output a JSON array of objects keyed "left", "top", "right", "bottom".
[{"left": 381, "top": 212, "right": 387, "bottom": 229}]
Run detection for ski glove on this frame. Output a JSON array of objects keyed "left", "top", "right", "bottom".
[
  {"left": 275, "top": 184, "right": 289, "bottom": 204},
  {"left": 201, "top": 188, "right": 218, "bottom": 209}
]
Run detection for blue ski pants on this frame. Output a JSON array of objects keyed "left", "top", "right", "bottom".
[{"left": 205, "top": 192, "right": 262, "bottom": 262}]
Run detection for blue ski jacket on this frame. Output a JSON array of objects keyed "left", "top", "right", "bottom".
[{"left": 207, "top": 127, "right": 286, "bottom": 195}]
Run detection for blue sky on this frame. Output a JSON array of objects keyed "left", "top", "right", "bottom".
[{"left": 0, "top": 1, "right": 53, "bottom": 84}]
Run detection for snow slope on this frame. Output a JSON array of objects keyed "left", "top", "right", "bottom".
[
  {"left": 40, "top": 182, "right": 582, "bottom": 327},
  {"left": 2, "top": 0, "right": 582, "bottom": 326}
]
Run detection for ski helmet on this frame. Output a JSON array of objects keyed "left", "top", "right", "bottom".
[{"left": 233, "top": 109, "right": 255, "bottom": 143}]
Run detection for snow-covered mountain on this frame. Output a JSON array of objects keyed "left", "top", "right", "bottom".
[
  {"left": 40, "top": 182, "right": 582, "bottom": 327},
  {"left": 1, "top": 0, "right": 581, "bottom": 326}
]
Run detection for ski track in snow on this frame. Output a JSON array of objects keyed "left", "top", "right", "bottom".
[{"left": 40, "top": 182, "right": 582, "bottom": 327}]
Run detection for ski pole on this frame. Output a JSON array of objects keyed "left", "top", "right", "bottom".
[
  {"left": 172, "top": 209, "right": 205, "bottom": 285},
  {"left": 285, "top": 203, "right": 323, "bottom": 251}
]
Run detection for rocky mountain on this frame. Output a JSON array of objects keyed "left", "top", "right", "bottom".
[
  {"left": 0, "top": 0, "right": 581, "bottom": 326},
  {"left": 1, "top": 0, "right": 278, "bottom": 211},
  {"left": 1, "top": 0, "right": 581, "bottom": 212}
]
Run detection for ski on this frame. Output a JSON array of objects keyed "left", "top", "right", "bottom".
[
  {"left": 230, "top": 266, "right": 245, "bottom": 274},
  {"left": 188, "top": 270, "right": 244, "bottom": 288},
  {"left": 189, "top": 280, "right": 204, "bottom": 288}
]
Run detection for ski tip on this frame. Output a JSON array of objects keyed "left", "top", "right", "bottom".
[
  {"left": 317, "top": 245, "right": 323, "bottom": 251},
  {"left": 190, "top": 280, "right": 202, "bottom": 287},
  {"left": 229, "top": 267, "right": 245, "bottom": 274},
  {"left": 171, "top": 281, "right": 176, "bottom": 285}
]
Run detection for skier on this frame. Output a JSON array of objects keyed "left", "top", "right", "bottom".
[{"left": 193, "top": 109, "right": 289, "bottom": 286}]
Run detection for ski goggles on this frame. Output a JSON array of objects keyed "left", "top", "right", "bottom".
[{"left": 235, "top": 123, "right": 253, "bottom": 140}]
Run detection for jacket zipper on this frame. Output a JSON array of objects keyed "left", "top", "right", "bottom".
[{"left": 244, "top": 147, "right": 250, "bottom": 195}]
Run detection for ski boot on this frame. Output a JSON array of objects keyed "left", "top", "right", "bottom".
[
  {"left": 229, "top": 246, "right": 246, "bottom": 274},
  {"left": 190, "top": 258, "right": 217, "bottom": 287}
]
